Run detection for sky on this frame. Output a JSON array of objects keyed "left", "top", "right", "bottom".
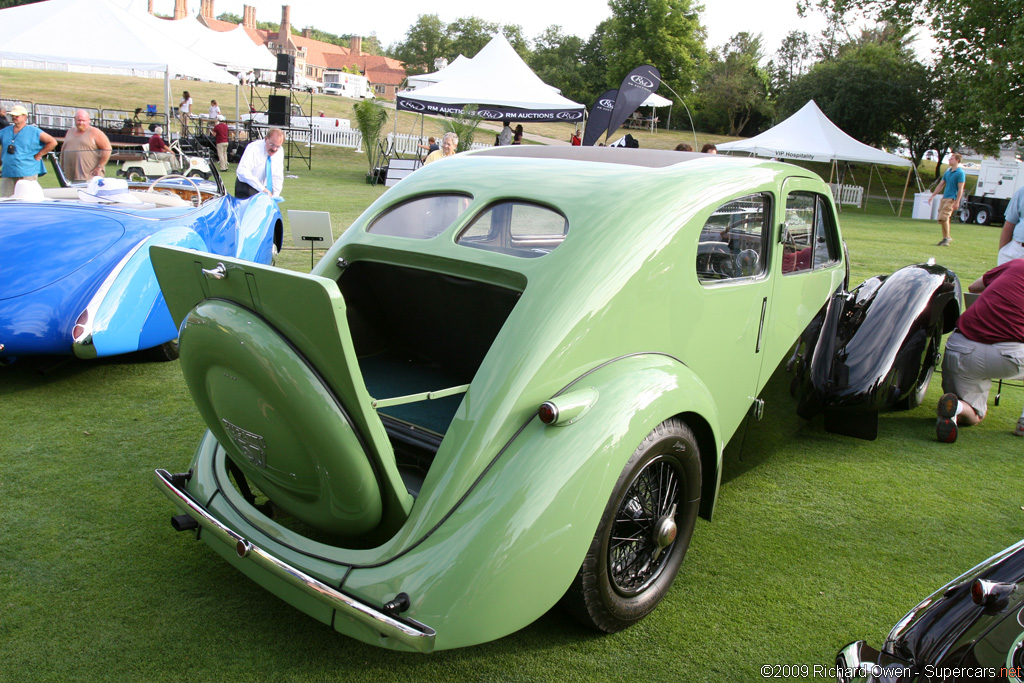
[{"left": 204, "top": 0, "right": 832, "bottom": 58}]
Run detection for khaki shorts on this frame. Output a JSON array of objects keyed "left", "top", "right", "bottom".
[
  {"left": 941, "top": 331, "right": 1024, "bottom": 418},
  {"left": 937, "top": 197, "right": 957, "bottom": 222}
]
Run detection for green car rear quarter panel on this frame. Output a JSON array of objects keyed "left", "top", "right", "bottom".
[{"left": 156, "top": 149, "right": 847, "bottom": 650}]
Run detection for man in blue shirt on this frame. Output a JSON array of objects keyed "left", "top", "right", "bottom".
[
  {"left": 929, "top": 152, "right": 966, "bottom": 246},
  {"left": 997, "top": 185, "right": 1024, "bottom": 265},
  {"left": 0, "top": 104, "right": 57, "bottom": 197}
]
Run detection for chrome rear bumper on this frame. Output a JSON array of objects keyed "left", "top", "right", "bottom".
[{"left": 154, "top": 468, "right": 436, "bottom": 653}]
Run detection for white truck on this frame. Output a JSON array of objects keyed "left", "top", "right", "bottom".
[
  {"left": 322, "top": 72, "right": 373, "bottom": 99},
  {"left": 960, "top": 158, "right": 1024, "bottom": 225}
]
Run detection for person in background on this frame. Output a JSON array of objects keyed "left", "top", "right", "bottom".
[
  {"left": 148, "top": 124, "right": 168, "bottom": 153},
  {"left": 423, "top": 132, "right": 458, "bottom": 165},
  {"left": 235, "top": 127, "right": 284, "bottom": 198},
  {"left": 0, "top": 104, "right": 57, "bottom": 197},
  {"left": 179, "top": 90, "right": 193, "bottom": 135},
  {"left": 570, "top": 127, "right": 582, "bottom": 146},
  {"left": 418, "top": 136, "right": 438, "bottom": 161},
  {"left": 512, "top": 124, "right": 524, "bottom": 145},
  {"left": 60, "top": 110, "right": 112, "bottom": 182},
  {"left": 701, "top": 143, "right": 717, "bottom": 154},
  {"left": 675, "top": 143, "right": 693, "bottom": 151},
  {"left": 929, "top": 152, "right": 965, "bottom": 247},
  {"left": 212, "top": 119, "right": 230, "bottom": 173},
  {"left": 497, "top": 121, "right": 513, "bottom": 146},
  {"left": 995, "top": 185, "right": 1024, "bottom": 265},
  {"left": 0, "top": 107, "right": 9, "bottom": 129},
  {"left": 208, "top": 99, "right": 221, "bottom": 119},
  {"left": 936, "top": 259, "right": 1024, "bottom": 442}
]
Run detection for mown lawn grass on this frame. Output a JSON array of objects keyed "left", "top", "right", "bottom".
[{"left": 2, "top": 69, "right": 1023, "bottom": 682}]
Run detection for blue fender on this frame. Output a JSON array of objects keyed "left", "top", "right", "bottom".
[
  {"left": 234, "top": 194, "right": 282, "bottom": 263},
  {"left": 73, "top": 226, "right": 208, "bottom": 358}
]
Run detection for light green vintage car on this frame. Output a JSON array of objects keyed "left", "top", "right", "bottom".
[{"left": 151, "top": 147, "right": 959, "bottom": 652}]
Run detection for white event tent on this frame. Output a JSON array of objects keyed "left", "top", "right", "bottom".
[
  {"left": 405, "top": 55, "right": 473, "bottom": 91},
  {"left": 0, "top": 0, "right": 238, "bottom": 118},
  {"left": 396, "top": 35, "right": 584, "bottom": 122},
  {"left": 717, "top": 100, "right": 918, "bottom": 212}
]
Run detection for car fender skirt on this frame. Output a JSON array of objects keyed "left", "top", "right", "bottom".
[{"left": 178, "top": 299, "right": 385, "bottom": 538}]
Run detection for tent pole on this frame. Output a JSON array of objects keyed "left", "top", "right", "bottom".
[
  {"left": 865, "top": 165, "right": 873, "bottom": 212},
  {"left": 164, "top": 68, "right": 170, "bottom": 134},
  {"left": 898, "top": 166, "right": 913, "bottom": 218}
]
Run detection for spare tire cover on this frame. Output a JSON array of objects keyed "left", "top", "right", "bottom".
[{"left": 179, "top": 299, "right": 382, "bottom": 537}]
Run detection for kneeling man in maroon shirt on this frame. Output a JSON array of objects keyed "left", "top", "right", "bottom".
[{"left": 937, "top": 259, "right": 1024, "bottom": 442}]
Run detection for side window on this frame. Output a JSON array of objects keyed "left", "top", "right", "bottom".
[
  {"left": 782, "top": 191, "right": 839, "bottom": 274},
  {"left": 696, "top": 193, "right": 769, "bottom": 284},
  {"left": 366, "top": 194, "right": 472, "bottom": 239},
  {"left": 457, "top": 201, "right": 567, "bottom": 258}
]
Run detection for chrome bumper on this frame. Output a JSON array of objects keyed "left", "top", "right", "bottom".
[{"left": 154, "top": 468, "right": 437, "bottom": 653}]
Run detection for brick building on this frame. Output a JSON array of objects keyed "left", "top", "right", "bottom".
[{"left": 175, "top": 1, "right": 407, "bottom": 99}]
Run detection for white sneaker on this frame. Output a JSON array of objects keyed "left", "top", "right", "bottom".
[{"left": 1014, "top": 418, "right": 1024, "bottom": 437}]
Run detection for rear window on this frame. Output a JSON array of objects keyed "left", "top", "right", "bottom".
[
  {"left": 367, "top": 194, "right": 472, "bottom": 239},
  {"left": 456, "top": 201, "right": 568, "bottom": 258}
]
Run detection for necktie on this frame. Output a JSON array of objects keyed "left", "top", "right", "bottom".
[{"left": 264, "top": 155, "right": 273, "bottom": 194}]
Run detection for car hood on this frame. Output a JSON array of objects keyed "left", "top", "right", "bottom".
[{"left": 1, "top": 204, "right": 126, "bottom": 300}]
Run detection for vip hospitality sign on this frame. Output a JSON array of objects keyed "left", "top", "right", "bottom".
[{"left": 396, "top": 98, "right": 584, "bottom": 122}]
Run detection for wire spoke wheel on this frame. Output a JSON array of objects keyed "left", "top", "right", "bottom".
[
  {"left": 562, "top": 418, "right": 701, "bottom": 633},
  {"left": 608, "top": 455, "right": 681, "bottom": 595}
]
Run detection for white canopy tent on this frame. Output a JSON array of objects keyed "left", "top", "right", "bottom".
[
  {"left": 396, "top": 35, "right": 584, "bottom": 122},
  {"left": 0, "top": 0, "right": 238, "bottom": 120},
  {"left": 405, "top": 55, "right": 472, "bottom": 91},
  {"left": 717, "top": 100, "right": 918, "bottom": 212}
]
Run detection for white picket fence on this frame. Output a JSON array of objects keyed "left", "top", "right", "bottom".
[
  {"left": 828, "top": 183, "right": 865, "bottom": 208},
  {"left": 295, "top": 129, "right": 489, "bottom": 155}
]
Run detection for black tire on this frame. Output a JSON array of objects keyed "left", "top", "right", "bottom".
[
  {"left": 126, "top": 167, "right": 147, "bottom": 183},
  {"left": 562, "top": 418, "right": 701, "bottom": 633},
  {"left": 146, "top": 339, "right": 179, "bottom": 362},
  {"left": 895, "top": 331, "right": 940, "bottom": 410},
  {"left": 959, "top": 205, "right": 973, "bottom": 224},
  {"left": 975, "top": 205, "right": 991, "bottom": 225}
]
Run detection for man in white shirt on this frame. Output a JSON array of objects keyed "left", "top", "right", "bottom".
[
  {"left": 497, "top": 121, "right": 512, "bottom": 146},
  {"left": 235, "top": 128, "right": 285, "bottom": 199}
]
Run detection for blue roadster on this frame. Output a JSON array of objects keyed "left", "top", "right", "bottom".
[{"left": 0, "top": 166, "right": 282, "bottom": 362}]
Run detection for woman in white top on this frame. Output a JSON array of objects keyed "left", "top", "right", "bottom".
[
  {"left": 179, "top": 91, "right": 192, "bottom": 135},
  {"left": 208, "top": 99, "right": 221, "bottom": 120}
]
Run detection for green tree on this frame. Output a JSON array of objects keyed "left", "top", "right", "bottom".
[
  {"left": 529, "top": 26, "right": 588, "bottom": 105},
  {"left": 386, "top": 14, "right": 450, "bottom": 75},
  {"left": 779, "top": 32, "right": 924, "bottom": 148},
  {"left": 447, "top": 16, "right": 500, "bottom": 60},
  {"left": 603, "top": 0, "right": 707, "bottom": 107},
  {"left": 698, "top": 33, "right": 773, "bottom": 136},
  {"left": 798, "top": 0, "right": 1024, "bottom": 147},
  {"left": 353, "top": 98, "right": 389, "bottom": 174},
  {"left": 771, "top": 30, "right": 813, "bottom": 88}
]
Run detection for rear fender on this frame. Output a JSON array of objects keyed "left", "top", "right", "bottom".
[
  {"left": 234, "top": 193, "right": 282, "bottom": 260},
  {"left": 340, "top": 353, "right": 725, "bottom": 650},
  {"left": 73, "top": 226, "right": 207, "bottom": 358},
  {"left": 804, "top": 263, "right": 960, "bottom": 418}
]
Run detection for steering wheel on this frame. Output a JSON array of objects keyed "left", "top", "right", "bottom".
[{"left": 147, "top": 173, "right": 201, "bottom": 199}]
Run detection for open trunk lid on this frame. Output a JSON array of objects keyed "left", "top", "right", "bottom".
[{"left": 150, "top": 245, "right": 414, "bottom": 542}]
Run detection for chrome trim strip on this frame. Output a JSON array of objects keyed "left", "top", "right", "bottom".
[{"left": 154, "top": 468, "right": 437, "bottom": 652}]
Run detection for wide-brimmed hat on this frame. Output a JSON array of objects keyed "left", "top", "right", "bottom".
[
  {"left": 77, "top": 177, "right": 142, "bottom": 204},
  {"left": 11, "top": 179, "right": 46, "bottom": 201},
  {"left": 9, "top": 104, "right": 28, "bottom": 117}
]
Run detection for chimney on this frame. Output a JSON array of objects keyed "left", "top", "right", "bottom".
[
  {"left": 350, "top": 36, "right": 362, "bottom": 55},
  {"left": 242, "top": 5, "right": 256, "bottom": 29},
  {"left": 200, "top": 0, "right": 214, "bottom": 19},
  {"left": 148, "top": 0, "right": 154, "bottom": 14},
  {"left": 173, "top": 0, "right": 187, "bottom": 20},
  {"left": 279, "top": 5, "right": 293, "bottom": 48},
  {"left": 302, "top": 28, "right": 311, "bottom": 39}
]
